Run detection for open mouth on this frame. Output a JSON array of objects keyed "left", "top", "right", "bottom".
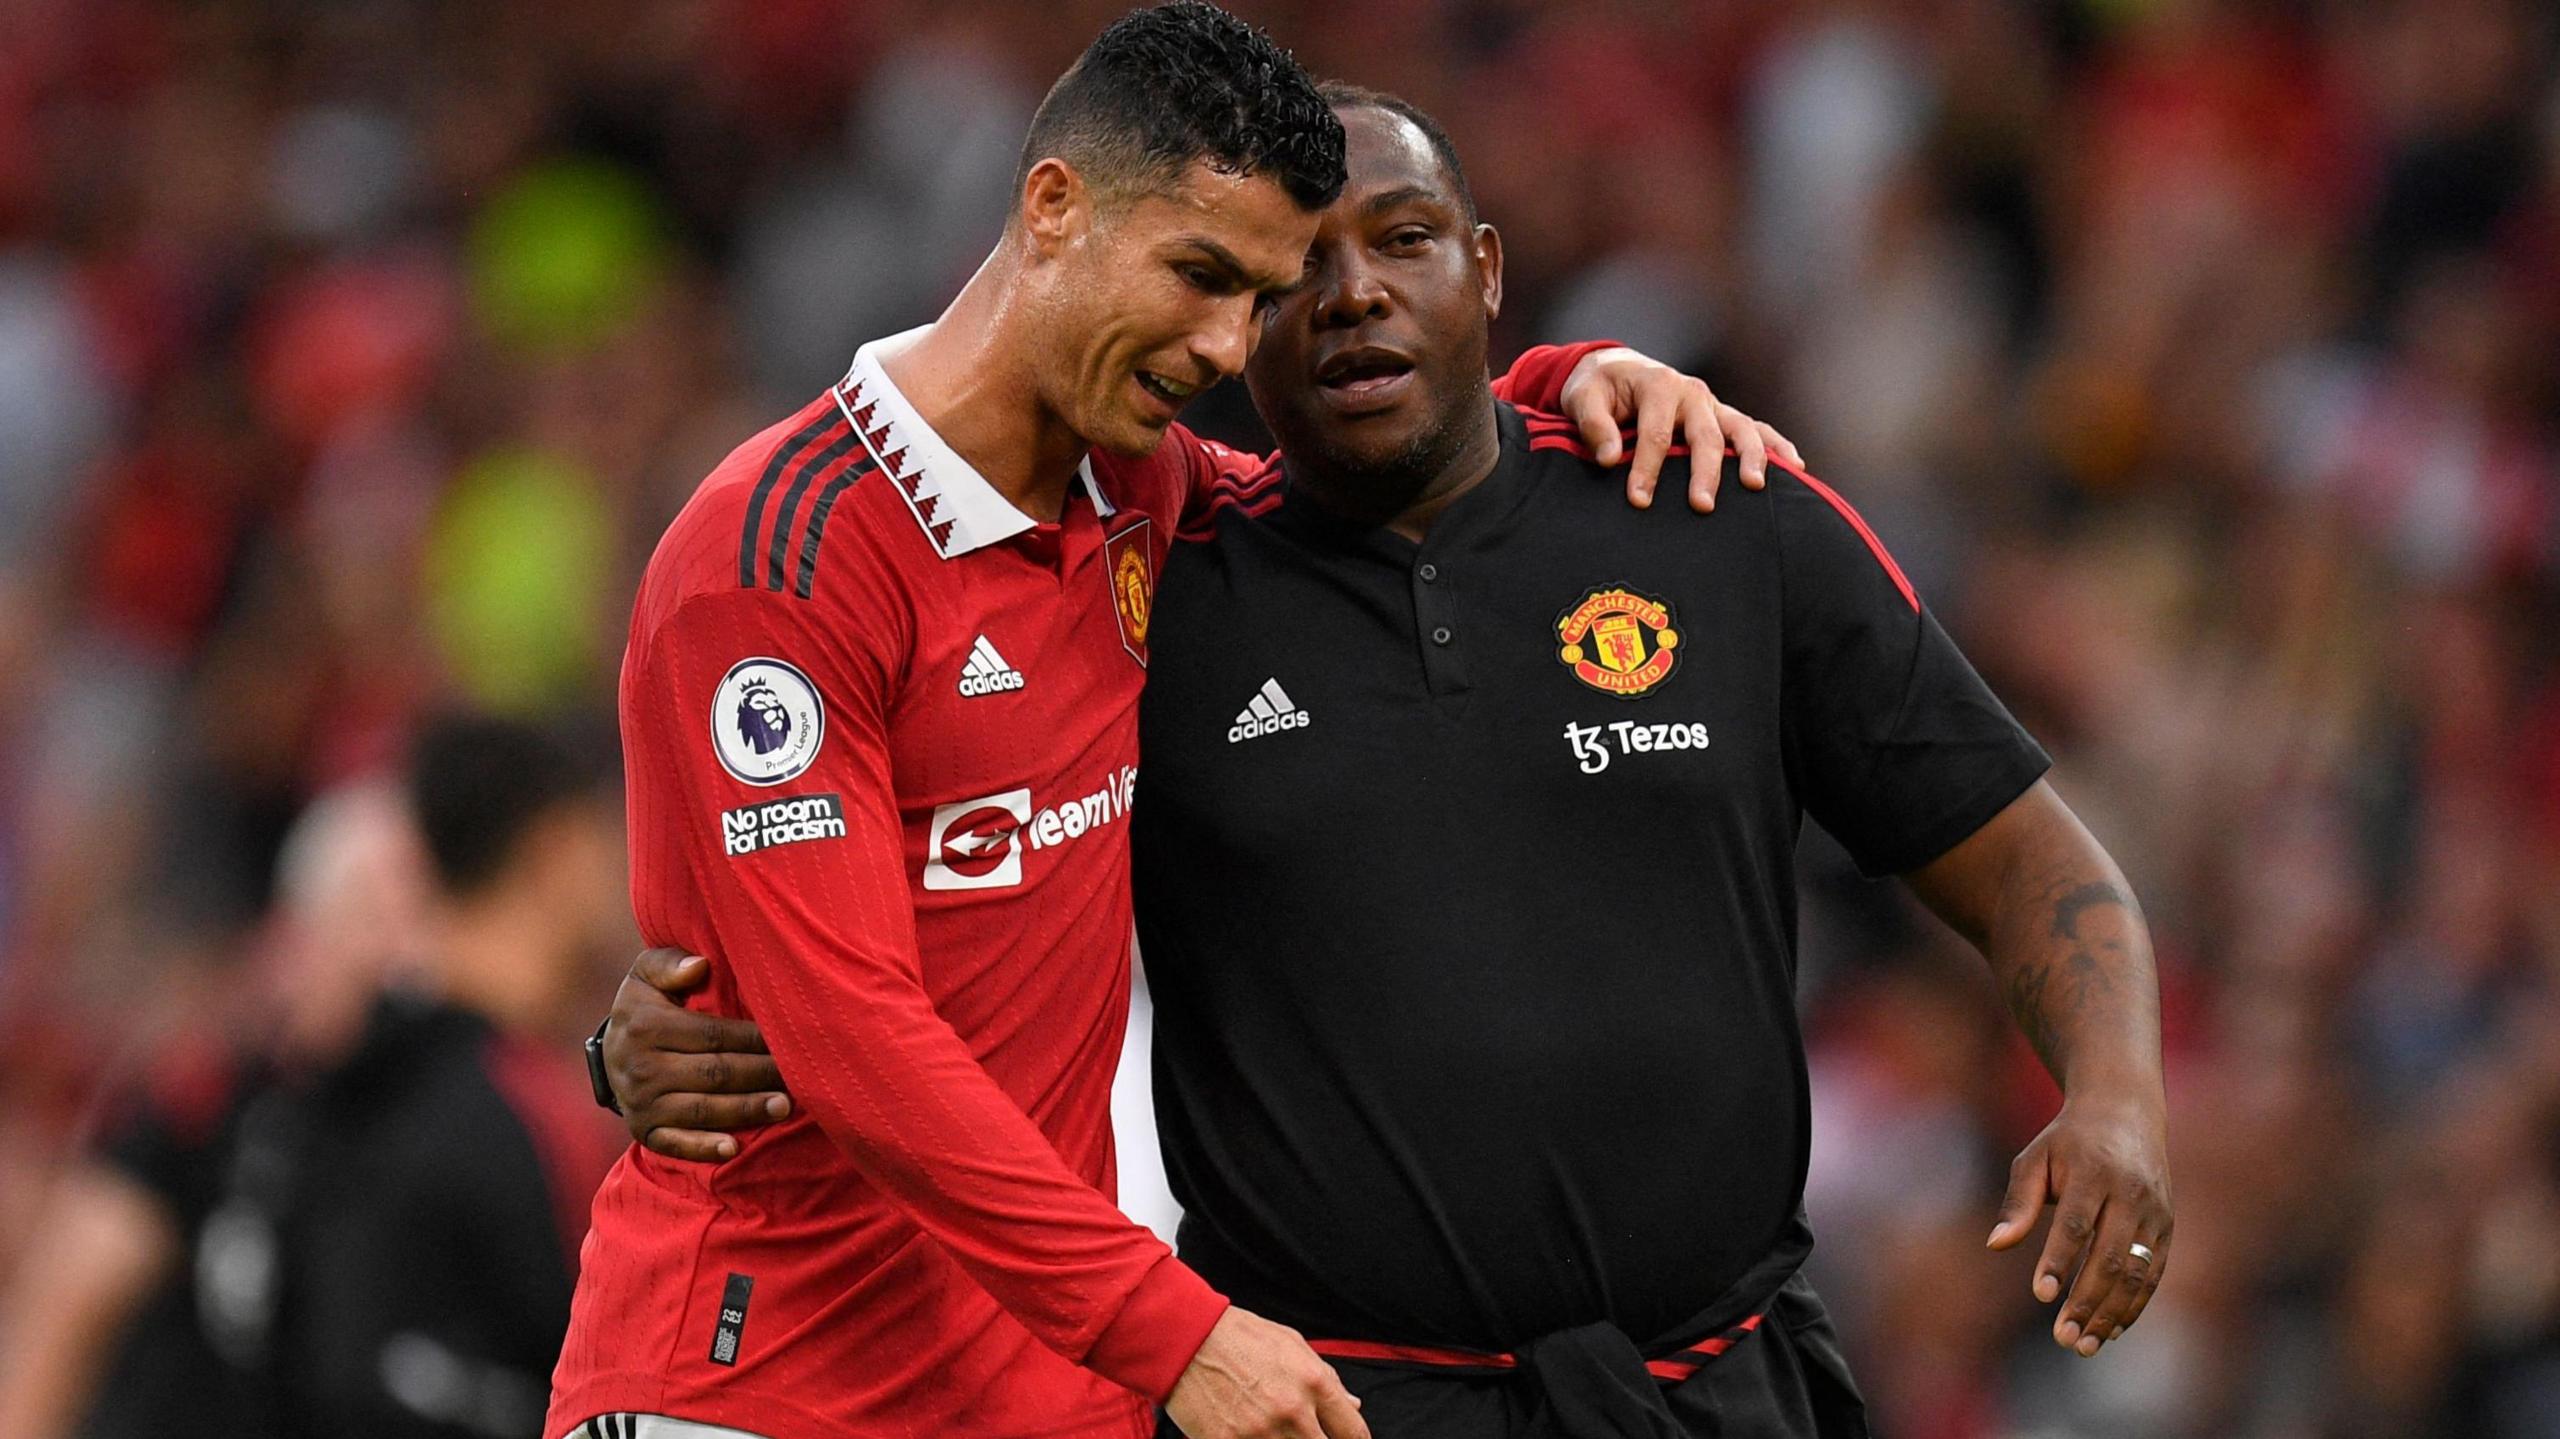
[
  {"left": 1315, "top": 346, "right": 1417, "bottom": 394},
  {"left": 1313, "top": 345, "right": 1418, "bottom": 414},
  {"left": 1135, "top": 370, "right": 1199, "bottom": 409}
]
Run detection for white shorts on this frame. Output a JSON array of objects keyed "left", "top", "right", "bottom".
[{"left": 561, "top": 1417, "right": 771, "bottom": 1439}]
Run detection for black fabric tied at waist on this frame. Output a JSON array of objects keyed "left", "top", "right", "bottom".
[{"left": 1306, "top": 1217, "right": 1864, "bottom": 1439}]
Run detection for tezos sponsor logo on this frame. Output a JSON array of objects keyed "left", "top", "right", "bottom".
[
  {"left": 722, "top": 793, "right": 847, "bottom": 856},
  {"left": 1564, "top": 719, "right": 1710, "bottom": 774},
  {"left": 922, "top": 765, "right": 1139, "bottom": 891},
  {"left": 713, "top": 658, "right": 824, "bottom": 785}
]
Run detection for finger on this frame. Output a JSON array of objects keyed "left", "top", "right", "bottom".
[
  {"left": 2032, "top": 1173, "right": 2102, "bottom": 1308},
  {"left": 1627, "top": 411, "right": 1677, "bottom": 510},
  {"left": 632, "top": 947, "right": 709, "bottom": 994},
  {"left": 640, "top": 1090, "right": 793, "bottom": 1135},
  {"left": 1264, "top": 1398, "right": 1322, "bottom": 1439},
  {"left": 1987, "top": 1146, "right": 2052, "bottom": 1251},
  {"left": 1680, "top": 385, "right": 1721, "bottom": 512},
  {"left": 1760, "top": 421, "right": 1802, "bottom": 470},
  {"left": 2054, "top": 1198, "right": 2138, "bottom": 1354},
  {"left": 2112, "top": 1231, "right": 2172, "bottom": 1336},
  {"left": 1312, "top": 1371, "right": 1372, "bottom": 1439},
  {"left": 672, "top": 1049, "right": 787, "bottom": 1096},
  {"left": 632, "top": 1009, "right": 772, "bottom": 1056},
  {"left": 1570, "top": 380, "right": 1627, "bottom": 471},
  {"left": 2077, "top": 1223, "right": 2164, "bottom": 1351},
  {"left": 643, "top": 1127, "right": 745, "bottom": 1163},
  {"left": 1725, "top": 404, "right": 1769, "bottom": 496}
]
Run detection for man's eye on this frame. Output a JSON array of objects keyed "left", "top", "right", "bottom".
[
  {"left": 1178, "top": 264, "right": 1222, "bottom": 292},
  {"left": 1385, "top": 229, "right": 1432, "bottom": 252}
]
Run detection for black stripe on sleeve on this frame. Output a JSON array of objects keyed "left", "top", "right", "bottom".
[
  {"left": 739, "top": 410, "right": 845, "bottom": 589},
  {"left": 793, "top": 459, "right": 878, "bottom": 599},
  {"left": 766, "top": 427, "right": 863, "bottom": 590}
]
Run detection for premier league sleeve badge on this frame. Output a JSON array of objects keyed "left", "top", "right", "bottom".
[{"left": 712, "top": 657, "right": 827, "bottom": 785}]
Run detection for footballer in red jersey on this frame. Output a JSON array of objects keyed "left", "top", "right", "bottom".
[{"left": 547, "top": 9, "right": 1789, "bottom": 1439}]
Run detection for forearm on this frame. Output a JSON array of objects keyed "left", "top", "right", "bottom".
[
  {"left": 1911, "top": 783, "right": 2163, "bottom": 1100},
  {"left": 0, "top": 1166, "right": 177, "bottom": 1439},
  {"left": 709, "top": 907, "right": 1227, "bottom": 1398},
  {"left": 1488, "top": 340, "right": 1617, "bottom": 409},
  {"left": 1913, "top": 784, "right": 2173, "bottom": 1351},
  {"left": 1991, "top": 845, "right": 2162, "bottom": 1099}
]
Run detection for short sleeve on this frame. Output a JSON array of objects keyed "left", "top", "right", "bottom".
[{"left": 1773, "top": 469, "right": 2049, "bottom": 875}]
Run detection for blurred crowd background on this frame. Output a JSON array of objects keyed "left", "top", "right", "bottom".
[{"left": 0, "top": 0, "right": 2554, "bottom": 1436}]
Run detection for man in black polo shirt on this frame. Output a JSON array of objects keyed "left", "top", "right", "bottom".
[{"left": 601, "top": 87, "right": 2171, "bottom": 1439}]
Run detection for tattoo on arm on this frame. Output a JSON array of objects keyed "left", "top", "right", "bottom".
[{"left": 2004, "top": 880, "right": 2137, "bottom": 1074}]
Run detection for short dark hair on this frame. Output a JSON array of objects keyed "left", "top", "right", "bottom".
[
  {"left": 1317, "top": 81, "right": 1478, "bottom": 224},
  {"left": 1018, "top": 2, "right": 1346, "bottom": 212},
  {"left": 408, "top": 711, "right": 602, "bottom": 898}
]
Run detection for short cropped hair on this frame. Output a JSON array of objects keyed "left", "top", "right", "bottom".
[
  {"left": 1018, "top": 2, "right": 1346, "bottom": 212},
  {"left": 408, "top": 711, "right": 601, "bottom": 899},
  {"left": 1316, "top": 81, "right": 1479, "bottom": 224}
]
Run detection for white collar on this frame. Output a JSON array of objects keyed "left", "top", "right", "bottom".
[{"left": 834, "top": 326, "right": 1114, "bottom": 560}]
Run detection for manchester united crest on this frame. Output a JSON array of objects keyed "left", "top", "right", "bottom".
[
  {"left": 1555, "top": 585, "right": 1680, "bottom": 698},
  {"left": 1104, "top": 518, "right": 1154, "bottom": 666}
]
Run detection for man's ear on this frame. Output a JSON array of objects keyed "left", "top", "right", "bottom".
[
  {"left": 1474, "top": 221, "right": 1504, "bottom": 322},
  {"left": 1019, "top": 157, "right": 1091, "bottom": 257}
]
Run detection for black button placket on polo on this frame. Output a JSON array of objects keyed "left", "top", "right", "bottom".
[
  {"left": 1412, "top": 541, "right": 1467, "bottom": 706},
  {"left": 1403, "top": 402, "right": 1544, "bottom": 717}
]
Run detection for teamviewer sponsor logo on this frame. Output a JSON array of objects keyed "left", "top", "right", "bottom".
[
  {"left": 922, "top": 768, "right": 1139, "bottom": 892},
  {"left": 924, "top": 788, "right": 1030, "bottom": 890},
  {"left": 956, "top": 635, "right": 1025, "bottom": 697},
  {"left": 721, "top": 793, "right": 848, "bottom": 856},
  {"left": 1228, "top": 679, "right": 1311, "bottom": 743}
]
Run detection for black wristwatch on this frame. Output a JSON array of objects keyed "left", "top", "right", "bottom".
[{"left": 585, "top": 1016, "right": 622, "bottom": 1115}]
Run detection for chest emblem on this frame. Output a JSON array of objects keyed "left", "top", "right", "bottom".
[
  {"left": 1105, "top": 518, "right": 1154, "bottom": 666},
  {"left": 1555, "top": 585, "right": 1681, "bottom": 698}
]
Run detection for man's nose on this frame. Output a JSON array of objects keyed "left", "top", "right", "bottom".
[
  {"left": 1315, "top": 259, "right": 1390, "bottom": 328},
  {"left": 1190, "top": 296, "right": 1259, "bottom": 380}
]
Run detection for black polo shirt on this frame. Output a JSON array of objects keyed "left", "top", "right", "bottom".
[{"left": 1131, "top": 399, "right": 2048, "bottom": 1354}]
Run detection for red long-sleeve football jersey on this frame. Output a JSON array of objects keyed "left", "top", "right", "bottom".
[{"left": 547, "top": 330, "right": 1601, "bottom": 1439}]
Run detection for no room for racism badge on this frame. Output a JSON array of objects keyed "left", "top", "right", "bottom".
[{"left": 1555, "top": 585, "right": 1680, "bottom": 698}]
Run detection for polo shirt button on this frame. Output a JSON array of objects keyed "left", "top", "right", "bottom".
[
  {"left": 1431, "top": 626, "right": 1453, "bottom": 646},
  {"left": 1418, "top": 563, "right": 1439, "bottom": 583}
]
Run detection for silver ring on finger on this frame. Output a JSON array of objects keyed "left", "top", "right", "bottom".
[{"left": 2128, "top": 1242, "right": 2155, "bottom": 1266}]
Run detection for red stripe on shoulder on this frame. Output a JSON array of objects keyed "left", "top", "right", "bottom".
[
  {"left": 1210, "top": 460, "right": 1284, "bottom": 501},
  {"left": 1790, "top": 464, "right": 1918, "bottom": 611},
  {"left": 1177, "top": 481, "right": 1289, "bottom": 541},
  {"left": 1526, "top": 426, "right": 1695, "bottom": 462}
]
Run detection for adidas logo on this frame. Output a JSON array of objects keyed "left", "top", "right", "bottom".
[
  {"left": 957, "top": 636, "right": 1026, "bottom": 697},
  {"left": 1227, "top": 678, "right": 1312, "bottom": 743}
]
